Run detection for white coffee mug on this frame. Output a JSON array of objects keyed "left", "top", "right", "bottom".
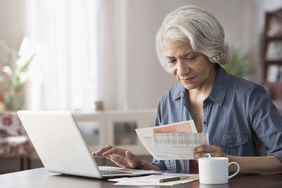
[{"left": 199, "top": 157, "right": 240, "bottom": 184}]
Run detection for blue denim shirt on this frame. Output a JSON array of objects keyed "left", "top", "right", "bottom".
[{"left": 153, "top": 66, "right": 282, "bottom": 173}]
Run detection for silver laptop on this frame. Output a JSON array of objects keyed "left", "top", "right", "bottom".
[{"left": 17, "top": 110, "right": 160, "bottom": 179}]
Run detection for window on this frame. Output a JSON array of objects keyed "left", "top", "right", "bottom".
[{"left": 26, "top": 0, "right": 101, "bottom": 111}]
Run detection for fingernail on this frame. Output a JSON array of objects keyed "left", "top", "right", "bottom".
[{"left": 205, "top": 153, "right": 211, "bottom": 158}]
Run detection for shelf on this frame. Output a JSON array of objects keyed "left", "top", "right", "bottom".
[
  {"left": 264, "top": 60, "right": 282, "bottom": 65},
  {"left": 266, "top": 36, "right": 282, "bottom": 42},
  {"left": 267, "top": 10, "right": 282, "bottom": 18}
]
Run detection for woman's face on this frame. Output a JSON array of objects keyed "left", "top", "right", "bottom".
[{"left": 162, "top": 40, "right": 216, "bottom": 91}]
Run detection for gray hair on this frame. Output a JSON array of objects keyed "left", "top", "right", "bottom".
[{"left": 156, "top": 5, "right": 231, "bottom": 72}]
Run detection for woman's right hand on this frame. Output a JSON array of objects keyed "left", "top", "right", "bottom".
[{"left": 93, "top": 145, "right": 146, "bottom": 169}]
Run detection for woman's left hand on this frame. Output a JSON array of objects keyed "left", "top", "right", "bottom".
[{"left": 193, "top": 144, "right": 226, "bottom": 158}]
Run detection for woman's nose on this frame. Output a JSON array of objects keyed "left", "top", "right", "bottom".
[{"left": 177, "top": 60, "right": 189, "bottom": 76}]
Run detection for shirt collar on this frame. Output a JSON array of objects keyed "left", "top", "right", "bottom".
[
  {"left": 171, "top": 66, "right": 230, "bottom": 105},
  {"left": 172, "top": 83, "right": 186, "bottom": 101},
  {"left": 207, "top": 66, "right": 230, "bottom": 105}
]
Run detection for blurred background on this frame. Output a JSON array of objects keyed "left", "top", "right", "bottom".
[
  {"left": 0, "top": 0, "right": 280, "bottom": 112},
  {"left": 0, "top": 0, "right": 281, "bottom": 174}
]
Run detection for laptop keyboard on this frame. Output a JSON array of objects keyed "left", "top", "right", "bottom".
[
  {"left": 98, "top": 166, "right": 161, "bottom": 177},
  {"left": 100, "top": 169, "right": 134, "bottom": 175}
]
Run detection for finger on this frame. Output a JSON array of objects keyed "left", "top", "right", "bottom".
[
  {"left": 92, "top": 151, "right": 106, "bottom": 157},
  {"left": 103, "top": 147, "right": 126, "bottom": 157},
  {"left": 125, "top": 150, "right": 135, "bottom": 160},
  {"left": 194, "top": 144, "right": 212, "bottom": 153},
  {"left": 109, "top": 154, "right": 130, "bottom": 168},
  {"left": 94, "top": 145, "right": 113, "bottom": 155},
  {"left": 202, "top": 145, "right": 224, "bottom": 157},
  {"left": 125, "top": 150, "right": 140, "bottom": 168},
  {"left": 193, "top": 145, "right": 214, "bottom": 159},
  {"left": 92, "top": 154, "right": 106, "bottom": 158},
  {"left": 194, "top": 152, "right": 211, "bottom": 159}
]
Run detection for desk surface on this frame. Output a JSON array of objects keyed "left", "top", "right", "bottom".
[{"left": 1, "top": 168, "right": 282, "bottom": 188}]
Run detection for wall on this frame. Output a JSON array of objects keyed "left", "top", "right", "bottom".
[{"left": 0, "top": 0, "right": 26, "bottom": 50}]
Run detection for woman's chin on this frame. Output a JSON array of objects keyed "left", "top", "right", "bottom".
[{"left": 181, "top": 82, "right": 197, "bottom": 90}]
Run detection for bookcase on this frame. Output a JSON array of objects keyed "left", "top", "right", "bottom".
[
  {"left": 261, "top": 8, "right": 282, "bottom": 115},
  {"left": 262, "top": 8, "right": 282, "bottom": 82}
]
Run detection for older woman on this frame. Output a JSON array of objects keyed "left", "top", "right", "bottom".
[{"left": 94, "top": 5, "right": 282, "bottom": 174}]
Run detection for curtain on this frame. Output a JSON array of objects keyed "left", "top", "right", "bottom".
[{"left": 26, "top": 0, "right": 101, "bottom": 112}]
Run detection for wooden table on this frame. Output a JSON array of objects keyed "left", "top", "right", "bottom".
[{"left": 1, "top": 168, "right": 282, "bottom": 188}]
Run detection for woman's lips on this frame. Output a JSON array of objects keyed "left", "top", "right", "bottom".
[{"left": 181, "top": 76, "right": 196, "bottom": 81}]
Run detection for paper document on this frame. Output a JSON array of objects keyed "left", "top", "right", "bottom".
[
  {"left": 136, "top": 120, "right": 209, "bottom": 160},
  {"left": 110, "top": 173, "right": 199, "bottom": 186}
]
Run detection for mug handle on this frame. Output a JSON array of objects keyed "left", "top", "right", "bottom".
[{"left": 228, "top": 162, "right": 240, "bottom": 179}]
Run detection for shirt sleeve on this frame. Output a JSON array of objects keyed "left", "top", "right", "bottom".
[{"left": 249, "top": 85, "right": 282, "bottom": 162}]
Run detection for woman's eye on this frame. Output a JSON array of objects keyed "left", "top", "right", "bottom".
[
  {"left": 185, "top": 53, "right": 198, "bottom": 60},
  {"left": 167, "top": 59, "right": 177, "bottom": 64}
]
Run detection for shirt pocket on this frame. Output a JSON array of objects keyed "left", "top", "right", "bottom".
[{"left": 215, "top": 132, "right": 249, "bottom": 156}]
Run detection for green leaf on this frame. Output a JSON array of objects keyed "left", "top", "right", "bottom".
[{"left": 223, "top": 48, "right": 255, "bottom": 78}]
